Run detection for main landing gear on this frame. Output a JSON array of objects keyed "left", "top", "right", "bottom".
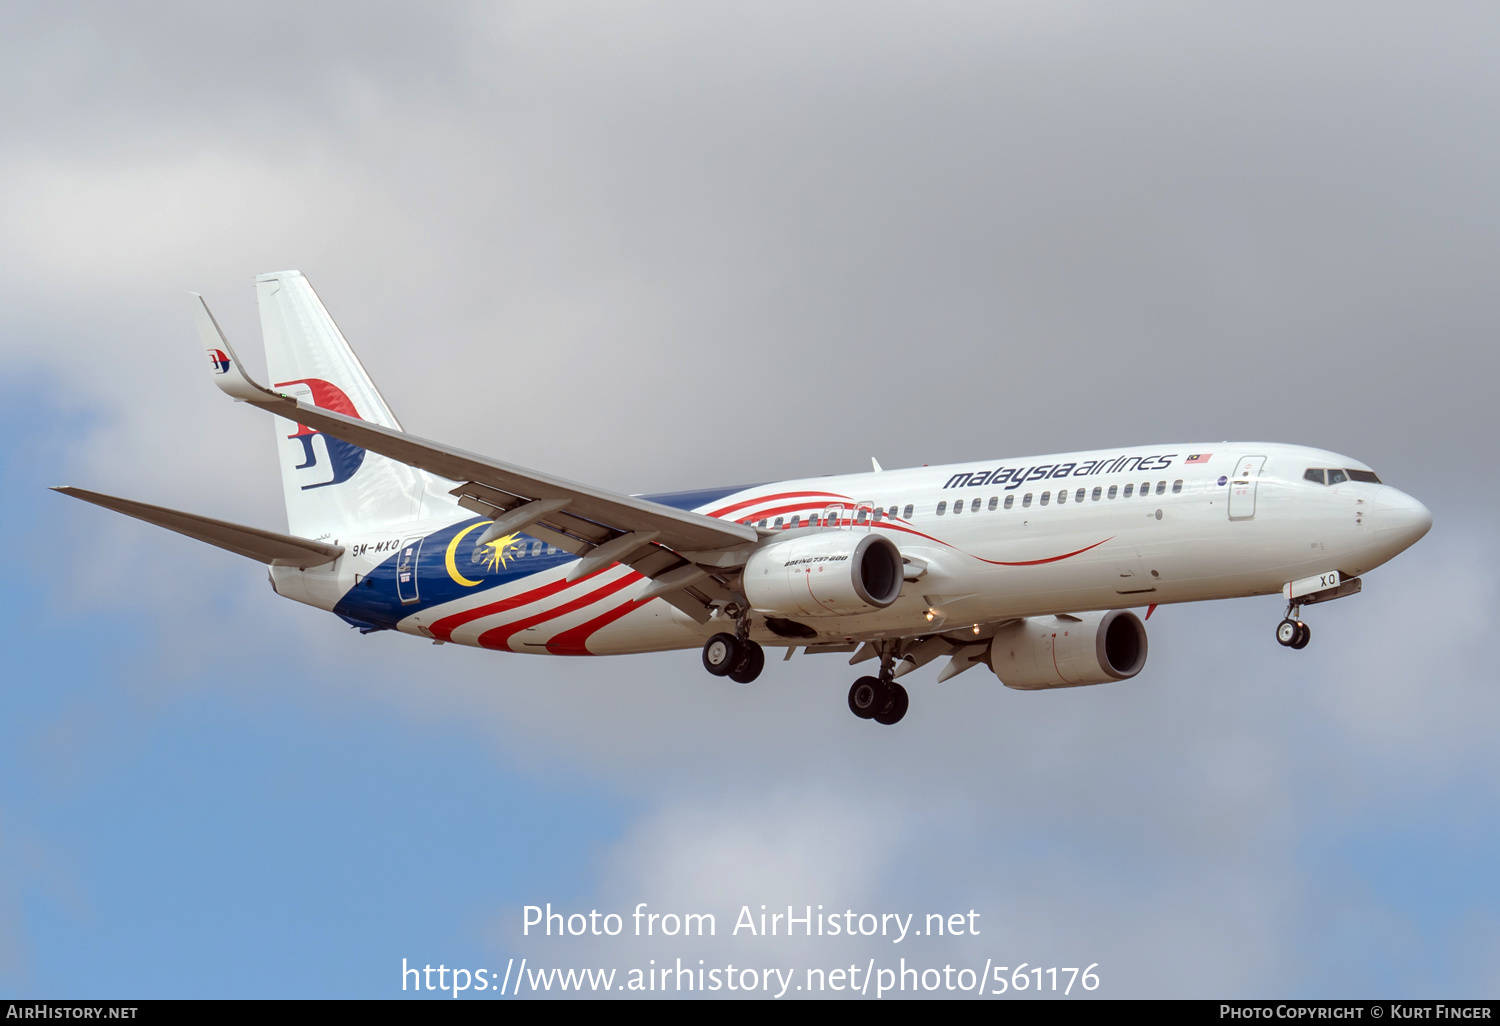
[
  {"left": 702, "top": 632, "right": 765, "bottom": 684},
  {"left": 847, "top": 646, "right": 908, "bottom": 725},
  {"left": 1276, "top": 603, "right": 1311, "bottom": 650},
  {"left": 701, "top": 619, "right": 910, "bottom": 725}
]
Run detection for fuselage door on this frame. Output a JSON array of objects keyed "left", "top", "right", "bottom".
[
  {"left": 822, "top": 505, "right": 846, "bottom": 530},
  {"left": 396, "top": 537, "right": 422, "bottom": 604},
  {"left": 1228, "top": 456, "right": 1267, "bottom": 521},
  {"left": 853, "top": 501, "right": 876, "bottom": 532}
]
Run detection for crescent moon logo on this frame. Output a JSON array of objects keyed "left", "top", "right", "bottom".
[{"left": 446, "top": 522, "right": 488, "bottom": 587}]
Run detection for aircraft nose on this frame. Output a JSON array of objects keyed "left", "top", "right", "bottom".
[{"left": 1373, "top": 487, "right": 1433, "bottom": 550}]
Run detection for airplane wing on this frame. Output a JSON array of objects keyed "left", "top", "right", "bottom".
[
  {"left": 54, "top": 486, "right": 344, "bottom": 568},
  {"left": 194, "top": 294, "right": 758, "bottom": 618}
]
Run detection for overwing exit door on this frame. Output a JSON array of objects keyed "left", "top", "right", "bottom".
[{"left": 1228, "top": 456, "right": 1266, "bottom": 520}]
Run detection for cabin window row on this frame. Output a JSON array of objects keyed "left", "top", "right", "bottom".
[
  {"left": 935, "top": 479, "right": 1184, "bottom": 515},
  {"left": 475, "top": 539, "right": 555, "bottom": 559},
  {"left": 749, "top": 503, "right": 920, "bottom": 530}
]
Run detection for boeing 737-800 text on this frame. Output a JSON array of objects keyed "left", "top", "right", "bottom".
[{"left": 57, "top": 271, "right": 1433, "bottom": 725}]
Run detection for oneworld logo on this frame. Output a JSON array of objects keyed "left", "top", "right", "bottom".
[{"left": 273, "top": 378, "right": 367, "bottom": 490}]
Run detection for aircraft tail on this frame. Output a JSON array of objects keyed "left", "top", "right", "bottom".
[{"left": 252, "top": 270, "right": 437, "bottom": 539}]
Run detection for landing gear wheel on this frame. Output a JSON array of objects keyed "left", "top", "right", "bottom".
[
  {"left": 702, "top": 633, "right": 741, "bottom": 677},
  {"left": 729, "top": 640, "right": 765, "bottom": 684},
  {"left": 1290, "top": 621, "right": 1311, "bottom": 650},
  {"left": 1276, "top": 619, "right": 1300, "bottom": 647},
  {"left": 848, "top": 676, "right": 882, "bottom": 719},
  {"left": 873, "top": 682, "right": 909, "bottom": 725}
]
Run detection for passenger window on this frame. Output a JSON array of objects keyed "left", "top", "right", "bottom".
[
  {"left": 530, "top": 540, "right": 543, "bottom": 556},
  {"left": 1108, "top": 485, "right": 1117, "bottom": 499},
  {"left": 871, "top": 509, "right": 882, "bottom": 522},
  {"left": 1091, "top": 486, "right": 1101, "bottom": 501},
  {"left": 1075, "top": 488, "right": 1085, "bottom": 503},
  {"left": 1172, "top": 479, "right": 1183, "bottom": 494},
  {"left": 1123, "top": 484, "right": 1133, "bottom": 498},
  {"left": 790, "top": 515, "right": 802, "bottom": 528},
  {"left": 547, "top": 545, "right": 556, "bottom": 555},
  {"left": 903, "top": 504, "right": 914, "bottom": 519},
  {"left": 758, "top": 519, "right": 768, "bottom": 528},
  {"left": 1056, "top": 489, "right": 1066, "bottom": 504},
  {"left": 1304, "top": 468, "right": 1326, "bottom": 484},
  {"left": 809, "top": 514, "right": 820, "bottom": 527},
  {"left": 1040, "top": 491, "right": 1051, "bottom": 506},
  {"left": 936, "top": 501, "right": 947, "bottom": 515},
  {"left": 888, "top": 506, "right": 898, "bottom": 519},
  {"left": 1141, "top": 481, "right": 1150, "bottom": 495},
  {"left": 952, "top": 499, "right": 962, "bottom": 515},
  {"left": 1327, "top": 469, "right": 1347, "bottom": 485},
  {"left": 1004, "top": 495, "right": 1014, "bottom": 509},
  {"left": 1022, "top": 493, "right": 1032, "bottom": 508},
  {"left": 774, "top": 517, "right": 784, "bottom": 529},
  {"left": 988, "top": 496, "right": 998, "bottom": 511},
  {"left": 1347, "top": 469, "right": 1381, "bottom": 484},
  {"left": 971, "top": 498, "right": 981, "bottom": 513},
  {"left": 1155, "top": 481, "right": 1166, "bottom": 495}
]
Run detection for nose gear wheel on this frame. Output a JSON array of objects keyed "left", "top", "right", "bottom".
[{"left": 1276, "top": 617, "right": 1311, "bottom": 649}]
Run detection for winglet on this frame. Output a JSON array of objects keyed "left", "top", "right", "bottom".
[
  {"left": 191, "top": 292, "right": 278, "bottom": 404},
  {"left": 871, "top": 457, "right": 883, "bottom": 472}
]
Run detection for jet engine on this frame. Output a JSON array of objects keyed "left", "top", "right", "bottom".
[
  {"left": 988, "top": 609, "right": 1148, "bottom": 690},
  {"left": 743, "top": 531, "right": 904, "bottom": 618}
]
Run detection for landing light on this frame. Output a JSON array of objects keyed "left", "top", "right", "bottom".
[
  {"left": 925, "top": 610, "right": 935, "bottom": 622},
  {"left": 972, "top": 624, "right": 981, "bottom": 635}
]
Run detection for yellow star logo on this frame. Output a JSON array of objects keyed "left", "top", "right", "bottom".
[{"left": 480, "top": 533, "right": 522, "bottom": 571}]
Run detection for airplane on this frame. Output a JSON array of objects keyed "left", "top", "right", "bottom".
[{"left": 56, "top": 271, "right": 1433, "bottom": 726}]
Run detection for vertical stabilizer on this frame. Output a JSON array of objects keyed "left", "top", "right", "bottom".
[{"left": 256, "top": 270, "right": 428, "bottom": 538}]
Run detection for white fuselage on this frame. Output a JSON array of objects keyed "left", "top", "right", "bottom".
[{"left": 272, "top": 443, "right": 1432, "bottom": 657}]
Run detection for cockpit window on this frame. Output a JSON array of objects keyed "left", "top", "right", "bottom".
[{"left": 1305, "top": 466, "right": 1383, "bottom": 485}]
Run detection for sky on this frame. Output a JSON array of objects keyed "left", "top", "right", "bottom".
[{"left": 1, "top": 0, "right": 1497, "bottom": 999}]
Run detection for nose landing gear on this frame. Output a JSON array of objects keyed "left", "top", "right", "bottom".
[
  {"left": 847, "top": 645, "right": 909, "bottom": 725},
  {"left": 1276, "top": 604, "right": 1311, "bottom": 650}
]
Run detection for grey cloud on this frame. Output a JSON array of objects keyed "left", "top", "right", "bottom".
[
  {"left": 2, "top": 2, "right": 1492, "bottom": 503},
  {"left": 6, "top": 1, "right": 1494, "bottom": 996}
]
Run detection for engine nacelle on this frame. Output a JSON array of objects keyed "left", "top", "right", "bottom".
[
  {"left": 988, "top": 610, "right": 1148, "bottom": 690},
  {"left": 744, "top": 531, "right": 904, "bottom": 618}
]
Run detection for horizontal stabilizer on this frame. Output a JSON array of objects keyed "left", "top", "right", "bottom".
[{"left": 53, "top": 487, "right": 344, "bottom": 568}]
